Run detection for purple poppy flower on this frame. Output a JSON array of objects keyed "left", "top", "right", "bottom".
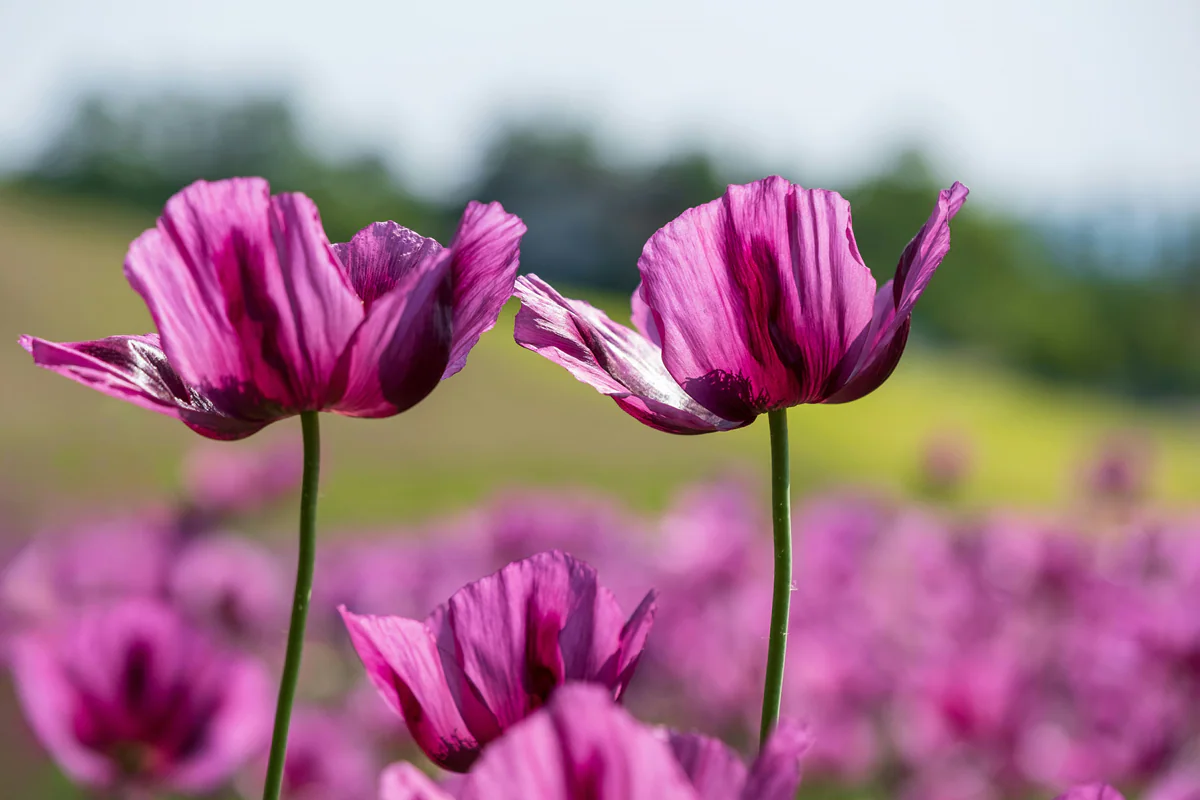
[
  {"left": 513, "top": 177, "right": 967, "bottom": 433},
  {"left": 667, "top": 719, "right": 812, "bottom": 800},
  {"left": 9, "top": 599, "right": 272, "bottom": 793},
  {"left": 340, "top": 550, "right": 656, "bottom": 772},
  {"left": 20, "top": 177, "right": 524, "bottom": 440}
]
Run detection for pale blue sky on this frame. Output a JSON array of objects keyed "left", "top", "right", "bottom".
[{"left": 0, "top": 0, "right": 1196, "bottom": 212}]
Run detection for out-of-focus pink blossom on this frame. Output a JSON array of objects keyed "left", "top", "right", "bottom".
[
  {"left": 168, "top": 534, "right": 289, "bottom": 644},
  {"left": 920, "top": 430, "right": 974, "bottom": 495},
  {"left": 1081, "top": 433, "right": 1155, "bottom": 505},
  {"left": 259, "top": 707, "right": 378, "bottom": 800},
  {"left": 1054, "top": 785, "right": 1127, "bottom": 800},
  {"left": 10, "top": 599, "right": 271, "bottom": 793},
  {"left": 1145, "top": 765, "right": 1200, "bottom": 800},
  {"left": 2, "top": 518, "right": 173, "bottom": 626},
  {"left": 182, "top": 440, "right": 303, "bottom": 519}
]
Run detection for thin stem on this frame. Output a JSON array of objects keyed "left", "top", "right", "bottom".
[
  {"left": 262, "top": 410, "right": 321, "bottom": 800},
  {"left": 758, "top": 408, "right": 792, "bottom": 746}
]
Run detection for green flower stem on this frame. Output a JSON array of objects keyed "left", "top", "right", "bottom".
[
  {"left": 262, "top": 410, "right": 321, "bottom": 800},
  {"left": 758, "top": 408, "right": 793, "bottom": 746}
]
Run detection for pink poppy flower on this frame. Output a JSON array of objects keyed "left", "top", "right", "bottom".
[
  {"left": 9, "top": 599, "right": 272, "bottom": 793},
  {"left": 341, "top": 551, "right": 656, "bottom": 772},
  {"left": 20, "top": 177, "right": 524, "bottom": 440},
  {"left": 514, "top": 177, "right": 966, "bottom": 433}
]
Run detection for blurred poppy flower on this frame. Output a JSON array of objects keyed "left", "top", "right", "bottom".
[
  {"left": 1, "top": 518, "right": 174, "bottom": 626},
  {"left": 168, "top": 534, "right": 289, "bottom": 645},
  {"left": 252, "top": 707, "right": 377, "bottom": 800},
  {"left": 341, "top": 550, "right": 656, "bottom": 772},
  {"left": 514, "top": 177, "right": 966, "bottom": 433},
  {"left": 182, "top": 441, "right": 303, "bottom": 519},
  {"left": 9, "top": 599, "right": 271, "bottom": 794},
  {"left": 20, "top": 177, "right": 524, "bottom": 440}
]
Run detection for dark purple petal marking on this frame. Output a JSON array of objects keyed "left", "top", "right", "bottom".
[
  {"left": 332, "top": 222, "right": 444, "bottom": 309},
  {"left": 20, "top": 334, "right": 274, "bottom": 440},
  {"left": 513, "top": 275, "right": 745, "bottom": 435},
  {"left": 442, "top": 201, "right": 526, "bottom": 379}
]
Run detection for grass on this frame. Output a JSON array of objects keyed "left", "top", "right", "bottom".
[{"left": 3, "top": 186, "right": 1200, "bottom": 534}]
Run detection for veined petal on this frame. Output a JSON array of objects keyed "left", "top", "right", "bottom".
[
  {"left": 461, "top": 685, "right": 698, "bottom": 800},
  {"left": 630, "top": 283, "right": 662, "bottom": 346},
  {"left": 613, "top": 591, "right": 657, "bottom": 697},
  {"left": 333, "top": 222, "right": 444, "bottom": 308},
  {"left": 444, "top": 552, "right": 576, "bottom": 729},
  {"left": 822, "top": 183, "right": 967, "bottom": 403},
  {"left": 124, "top": 178, "right": 364, "bottom": 412},
  {"left": 667, "top": 732, "right": 748, "bottom": 800},
  {"left": 379, "top": 763, "right": 457, "bottom": 800},
  {"left": 426, "top": 605, "right": 504, "bottom": 744},
  {"left": 339, "top": 608, "right": 480, "bottom": 772},
  {"left": 329, "top": 252, "right": 454, "bottom": 417},
  {"left": 740, "top": 720, "right": 812, "bottom": 800},
  {"left": 892, "top": 182, "right": 970, "bottom": 318},
  {"left": 638, "top": 177, "right": 876, "bottom": 417},
  {"left": 513, "top": 275, "right": 744, "bottom": 435},
  {"left": 19, "top": 334, "right": 271, "bottom": 440},
  {"left": 442, "top": 201, "right": 526, "bottom": 379},
  {"left": 821, "top": 279, "right": 909, "bottom": 404}
]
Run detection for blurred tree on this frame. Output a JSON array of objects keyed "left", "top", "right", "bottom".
[
  {"left": 845, "top": 150, "right": 1200, "bottom": 396},
  {"left": 20, "top": 92, "right": 439, "bottom": 244},
  {"left": 470, "top": 123, "right": 725, "bottom": 292}
]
